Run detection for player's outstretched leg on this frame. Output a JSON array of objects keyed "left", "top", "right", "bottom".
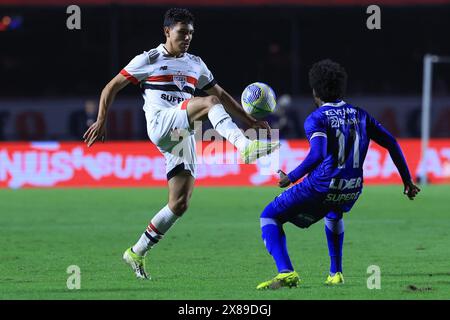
[
  {"left": 186, "top": 96, "right": 280, "bottom": 164},
  {"left": 324, "top": 211, "right": 345, "bottom": 285},
  {"left": 257, "top": 203, "right": 300, "bottom": 290},
  {"left": 124, "top": 172, "right": 194, "bottom": 280}
]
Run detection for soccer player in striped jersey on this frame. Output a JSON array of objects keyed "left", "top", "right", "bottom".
[
  {"left": 83, "top": 8, "right": 279, "bottom": 280},
  {"left": 256, "top": 59, "right": 420, "bottom": 290}
]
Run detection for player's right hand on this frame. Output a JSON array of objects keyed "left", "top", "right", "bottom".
[
  {"left": 277, "top": 170, "right": 291, "bottom": 188},
  {"left": 248, "top": 118, "right": 272, "bottom": 138},
  {"left": 403, "top": 180, "right": 421, "bottom": 200},
  {"left": 83, "top": 120, "right": 106, "bottom": 147}
]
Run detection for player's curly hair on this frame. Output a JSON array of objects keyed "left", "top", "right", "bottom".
[
  {"left": 308, "top": 59, "right": 347, "bottom": 102},
  {"left": 163, "top": 8, "right": 195, "bottom": 28}
]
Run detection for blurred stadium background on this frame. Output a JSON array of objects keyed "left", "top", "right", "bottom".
[
  {"left": 1, "top": 0, "right": 450, "bottom": 187},
  {"left": 1, "top": 0, "right": 450, "bottom": 300}
]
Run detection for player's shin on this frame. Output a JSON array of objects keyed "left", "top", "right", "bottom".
[
  {"left": 260, "top": 205, "right": 294, "bottom": 273},
  {"left": 207, "top": 104, "right": 250, "bottom": 151},
  {"left": 324, "top": 213, "right": 344, "bottom": 275},
  {"left": 132, "top": 204, "right": 180, "bottom": 256}
]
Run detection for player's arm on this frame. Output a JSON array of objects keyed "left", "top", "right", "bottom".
[
  {"left": 278, "top": 113, "right": 327, "bottom": 188},
  {"left": 368, "top": 120, "right": 420, "bottom": 200},
  {"left": 83, "top": 73, "right": 129, "bottom": 147},
  {"left": 278, "top": 135, "right": 327, "bottom": 188},
  {"left": 205, "top": 84, "right": 271, "bottom": 132}
]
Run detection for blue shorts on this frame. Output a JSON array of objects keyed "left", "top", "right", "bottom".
[{"left": 267, "top": 180, "right": 343, "bottom": 228}]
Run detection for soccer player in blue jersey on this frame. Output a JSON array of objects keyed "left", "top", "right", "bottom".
[{"left": 256, "top": 59, "right": 421, "bottom": 290}]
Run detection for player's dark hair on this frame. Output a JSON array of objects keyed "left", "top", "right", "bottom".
[
  {"left": 308, "top": 59, "right": 347, "bottom": 102},
  {"left": 163, "top": 8, "right": 195, "bottom": 28}
]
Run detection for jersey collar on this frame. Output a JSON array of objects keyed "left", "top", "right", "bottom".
[
  {"left": 157, "top": 43, "right": 185, "bottom": 58},
  {"left": 321, "top": 100, "right": 346, "bottom": 107}
]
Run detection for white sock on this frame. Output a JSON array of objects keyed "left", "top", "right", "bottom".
[
  {"left": 207, "top": 104, "right": 251, "bottom": 151},
  {"left": 132, "top": 205, "right": 179, "bottom": 256}
]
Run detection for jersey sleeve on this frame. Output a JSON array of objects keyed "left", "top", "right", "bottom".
[
  {"left": 196, "top": 57, "right": 217, "bottom": 91},
  {"left": 304, "top": 112, "right": 327, "bottom": 141},
  {"left": 287, "top": 135, "right": 327, "bottom": 183},
  {"left": 120, "top": 51, "right": 154, "bottom": 85}
]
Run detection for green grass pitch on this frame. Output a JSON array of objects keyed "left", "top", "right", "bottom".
[{"left": 0, "top": 185, "right": 449, "bottom": 300}]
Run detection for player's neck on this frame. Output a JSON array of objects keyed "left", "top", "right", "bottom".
[
  {"left": 318, "top": 99, "right": 343, "bottom": 108},
  {"left": 163, "top": 43, "right": 183, "bottom": 58}
]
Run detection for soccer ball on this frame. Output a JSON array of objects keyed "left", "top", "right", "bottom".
[{"left": 241, "top": 82, "right": 277, "bottom": 118}]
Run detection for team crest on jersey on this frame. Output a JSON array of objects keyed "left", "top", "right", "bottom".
[{"left": 173, "top": 73, "right": 187, "bottom": 90}]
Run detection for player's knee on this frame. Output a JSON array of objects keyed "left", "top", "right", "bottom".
[
  {"left": 169, "top": 197, "right": 189, "bottom": 216},
  {"left": 325, "top": 211, "right": 343, "bottom": 220},
  {"left": 260, "top": 203, "right": 277, "bottom": 219},
  {"left": 195, "top": 96, "right": 220, "bottom": 119},
  {"left": 205, "top": 95, "right": 220, "bottom": 107},
  {"left": 324, "top": 212, "right": 344, "bottom": 234}
]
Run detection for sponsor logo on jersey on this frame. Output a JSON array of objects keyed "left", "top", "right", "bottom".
[
  {"left": 325, "top": 191, "right": 361, "bottom": 203},
  {"left": 159, "top": 66, "right": 168, "bottom": 70},
  {"left": 329, "top": 177, "right": 362, "bottom": 190},
  {"left": 161, "top": 93, "right": 185, "bottom": 104}
]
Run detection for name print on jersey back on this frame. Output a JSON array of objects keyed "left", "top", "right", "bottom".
[{"left": 303, "top": 101, "right": 374, "bottom": 212}]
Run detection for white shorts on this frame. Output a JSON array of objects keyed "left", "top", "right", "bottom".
[{"left": 145, "top": 100, "right": 197, "bottom": 179}]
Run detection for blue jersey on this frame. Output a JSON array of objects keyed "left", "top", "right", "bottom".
[
  {"left": 301, "top": 100, "right": 380, "bottom": 211},
  {"left": 272, "top": 99, "right": 410, "bottom": 226}
]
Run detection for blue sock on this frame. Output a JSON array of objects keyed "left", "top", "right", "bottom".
[
  {"left": 260, "top": 204, "right": 293, "bottom": 273},
  {"left": 324, "top": 212, "right": 344, "bottom": 275}
]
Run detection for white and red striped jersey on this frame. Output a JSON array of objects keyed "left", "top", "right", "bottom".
[{"left": 120, "top": 44, "right": 216, "bottom": 113}]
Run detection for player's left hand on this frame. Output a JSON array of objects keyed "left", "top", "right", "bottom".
[
  {"left": 277, "top": 170, "right": 291, "bottom": 188},
  {"left": 403, "top": 180, "right": 421, "bottom": 200}
]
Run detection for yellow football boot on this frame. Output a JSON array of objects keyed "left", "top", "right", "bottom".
[
  {"left": 324, "top": 272, "right": 344, "bottom": 285},
  {"left": 123, "top": 247, "right": 150, "bottom": 280},
  {"left": 241, "top": 140, "right": 280, "bottom": 164},
  {"left": 256, "top": 271, "right": 300, "bottom": 290}
]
